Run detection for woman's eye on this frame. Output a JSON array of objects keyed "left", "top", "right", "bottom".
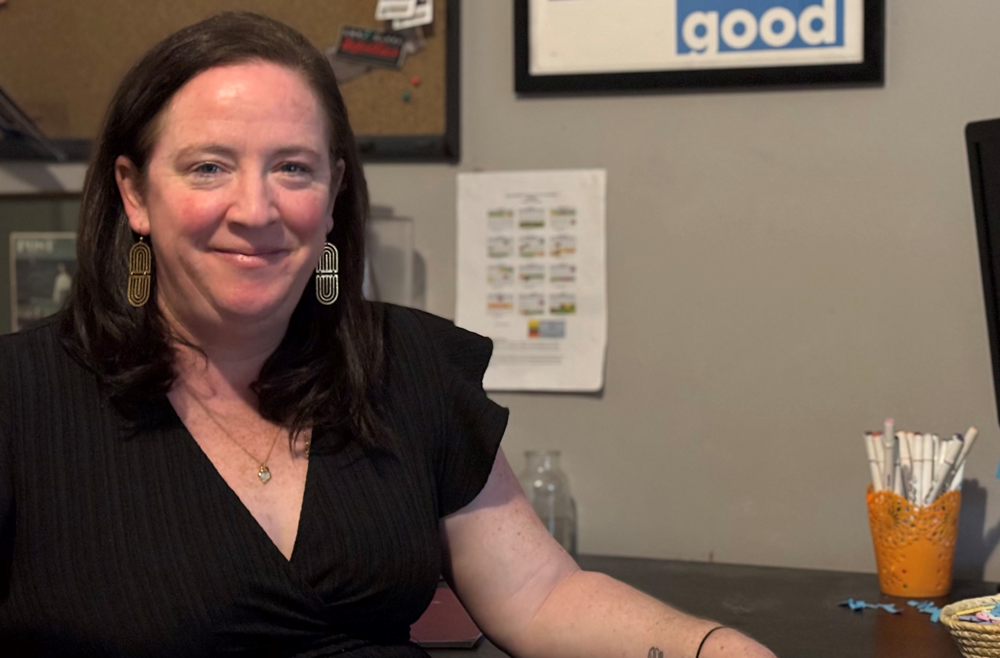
[
  {"left": 279, "top": 162, "right": 311, "bottom": 175},
  {"left": 192, "top": 163, "right": 222, "bottom": 176}
]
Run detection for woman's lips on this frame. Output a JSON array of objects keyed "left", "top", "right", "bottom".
[{"left": 212, "top": 248, "right": 288, "bottom": 268}]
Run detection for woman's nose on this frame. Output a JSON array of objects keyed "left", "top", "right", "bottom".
[{"left": 227, "top": 172, "right": 279, "bottom": 228}]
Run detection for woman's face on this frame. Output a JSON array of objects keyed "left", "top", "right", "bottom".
[{"left": 116, "top": 61, "right": 345, "bottom": 332}]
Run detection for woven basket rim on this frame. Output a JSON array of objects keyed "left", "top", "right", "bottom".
[{"left": 942, "top": 595, "right": 1000, "bottom": 634}]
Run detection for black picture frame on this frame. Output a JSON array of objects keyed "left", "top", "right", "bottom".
[{"left": 514, "top": 0, "right": 884, "bottom": 95}]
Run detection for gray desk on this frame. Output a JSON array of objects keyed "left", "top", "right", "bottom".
[{"left": 428, "top": 554, "right": 997, "bottom": 658}]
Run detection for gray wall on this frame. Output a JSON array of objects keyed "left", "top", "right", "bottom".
[
  {"left": 4, "top": 0, "right": 1000, "bottom": 579},
  {"left": 366, "top": 0, "right": 1000, "bottom": 580}
]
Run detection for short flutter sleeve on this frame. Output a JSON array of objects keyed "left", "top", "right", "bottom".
[{"left": 405, "top": 308, "right": 510, "bottom": 518}]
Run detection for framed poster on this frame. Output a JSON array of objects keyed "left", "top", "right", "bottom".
[
  {"left": 9, "top": 232, "right": 76, "bottom": 332},
  {"left": 515, "top": 0, "right": 884, "bottom": 94}
]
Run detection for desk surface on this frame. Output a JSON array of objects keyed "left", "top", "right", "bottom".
[{"left": 428, "top": 554, "right": 997, "bottom": 658}]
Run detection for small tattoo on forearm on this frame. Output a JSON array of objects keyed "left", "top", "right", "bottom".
[{"left": 648, "top": 648, "right": 664, "bottom": 658}]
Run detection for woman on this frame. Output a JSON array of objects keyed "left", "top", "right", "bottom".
[{"left": 0, "top": 12, "right": 775, "bottom": 658}]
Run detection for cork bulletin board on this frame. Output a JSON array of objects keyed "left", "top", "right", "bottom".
[{"left": 0, "top": 0, "right": 459, "bottom": 162}]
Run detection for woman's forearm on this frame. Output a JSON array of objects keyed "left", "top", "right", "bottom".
[{"left": 515, "top": 570, "right": 776, "bottom": 658}]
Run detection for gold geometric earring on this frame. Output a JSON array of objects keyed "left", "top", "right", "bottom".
[
  {"left": 127, "top": 236, "right": 152, "bottom": 308},
  {"left": 315, "top": 242, "right": 339, "bottom": 305}
]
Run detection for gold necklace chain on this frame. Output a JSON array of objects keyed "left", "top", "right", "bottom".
[{"left": 187, "top": 394, "right": 284, "bottom": 485}]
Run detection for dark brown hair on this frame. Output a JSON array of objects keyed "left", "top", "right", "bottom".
[{"left": 62, "top": 11, "right": 386, "bottom": 444}]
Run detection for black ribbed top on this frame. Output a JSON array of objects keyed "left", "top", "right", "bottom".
[{"left": 0, "top": 304, "right": 509, "bottom": 657}]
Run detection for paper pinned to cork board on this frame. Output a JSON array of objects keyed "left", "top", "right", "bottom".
[
  {"left": 456, "top": 170, "right": 608, "bottom": 393},
  {"left": 374, "top": 0, "right": 418, "bottom": 21},
  {"left": 393, "top": 0, "right": 433, "bottom": 30}
]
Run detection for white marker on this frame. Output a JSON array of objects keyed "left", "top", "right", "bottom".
[
  {"left": 931, "top": 434, "right": 942, "bottom": 488},
  {"left": 954, "top": 427, "right": 979, "bottom": 473},
  {"left": 883, "top": 419, "right": 895, "bottom": 492},
  {"left": 872, "top": 432, "right": 886, "bottom": 491},
  {"left": 897, "top": 431, "right": 912, "bottom": 501},
  {"left": 912, "top": 434, "right": 924, "bottom": 505},
  {"left": 892, "top": 441, "right": 905, "bottom": 498},
  {"left": 865, "top": 432, "right": 883, "bottom": 492},
  {"left": 949, "top": 462, "right": 966, "bottom": 492},
  {"left": 928, "top": 436, "right": 964, "bottom": 504},
  {"left": 947, "top": 427, "right": 979, "bottom": 491},
  {"left": 920, "top": 434, "right": 934, "bottom": 506}
]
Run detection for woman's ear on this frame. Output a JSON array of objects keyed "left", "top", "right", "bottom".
[
  {"left": 326, "top": 158, "right": 347, "bottom": 234},
  {"left": 114, "top": 155, "right": 150, "bottom": 236}
]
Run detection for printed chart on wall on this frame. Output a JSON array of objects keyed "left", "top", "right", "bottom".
[{"left": 456, "top": 170, "right": 607, "bottom": 392}]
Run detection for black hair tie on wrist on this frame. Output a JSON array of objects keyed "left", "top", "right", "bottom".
[{"left": 695, "top": 626, "right": 727, "bottom": 658}]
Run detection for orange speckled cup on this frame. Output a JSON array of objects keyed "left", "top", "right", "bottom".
[{"left": 866, "top": 486, "right": 961, "bottom": 597}]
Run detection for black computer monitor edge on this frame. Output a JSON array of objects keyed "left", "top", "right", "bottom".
[{"left": 966, "top": 118, "right": 1000, "bottom": 428}]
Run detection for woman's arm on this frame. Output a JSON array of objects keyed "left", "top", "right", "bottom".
[{"left": 439, "top": 449, "right": 776, "bottom": 658}]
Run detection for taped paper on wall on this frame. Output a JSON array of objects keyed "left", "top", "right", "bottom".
[{"left": 456, "top": 170, "right": 607, "bottom": 392}]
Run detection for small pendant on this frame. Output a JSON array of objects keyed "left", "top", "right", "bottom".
[{"left": 258, "top": 464, "right": 272, "bottom": 484}]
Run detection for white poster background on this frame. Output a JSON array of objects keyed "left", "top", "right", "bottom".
[
  {"left": 457, "top": 170, "right": 607, "bottom": 392},
  {"left": 530, "top": 0, "right": 864, "bottom": 75}
]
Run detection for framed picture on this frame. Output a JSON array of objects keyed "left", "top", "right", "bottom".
[
  {"left": 515, "top": 0, "right": 884, "bottom": 94},
  {"left": 9, "top": 232, "right": 77, "bottom": 332}
]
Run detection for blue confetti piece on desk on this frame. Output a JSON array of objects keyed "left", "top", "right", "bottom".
[
  {"left": 906, "top": 600, "right": 942, "bottom": 622},
  {"left": 839, "top": 598, "right": 868, "bottom": 612},
  {"left": 839, "top": 598, "right": 869, "bottom": 611},
  {"left": 838, "top": 599, "right": 900, "bottom": 614}
]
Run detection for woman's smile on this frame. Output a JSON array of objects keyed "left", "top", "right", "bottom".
[{"left": 211, "top": 247, "right": 291, "bottom": 269}]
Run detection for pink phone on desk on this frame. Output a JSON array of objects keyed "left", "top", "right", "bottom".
[{"left": 410, "top": 583, "right": 483, "bottom": 649}]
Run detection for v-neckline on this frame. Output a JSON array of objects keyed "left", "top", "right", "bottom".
[{"left": 164, "top": 401, "right": 314, "bottom": 568}]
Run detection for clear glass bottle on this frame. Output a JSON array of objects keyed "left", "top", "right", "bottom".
[{"left": 519, "top": 450, "right": 577, "bottom": 555}]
